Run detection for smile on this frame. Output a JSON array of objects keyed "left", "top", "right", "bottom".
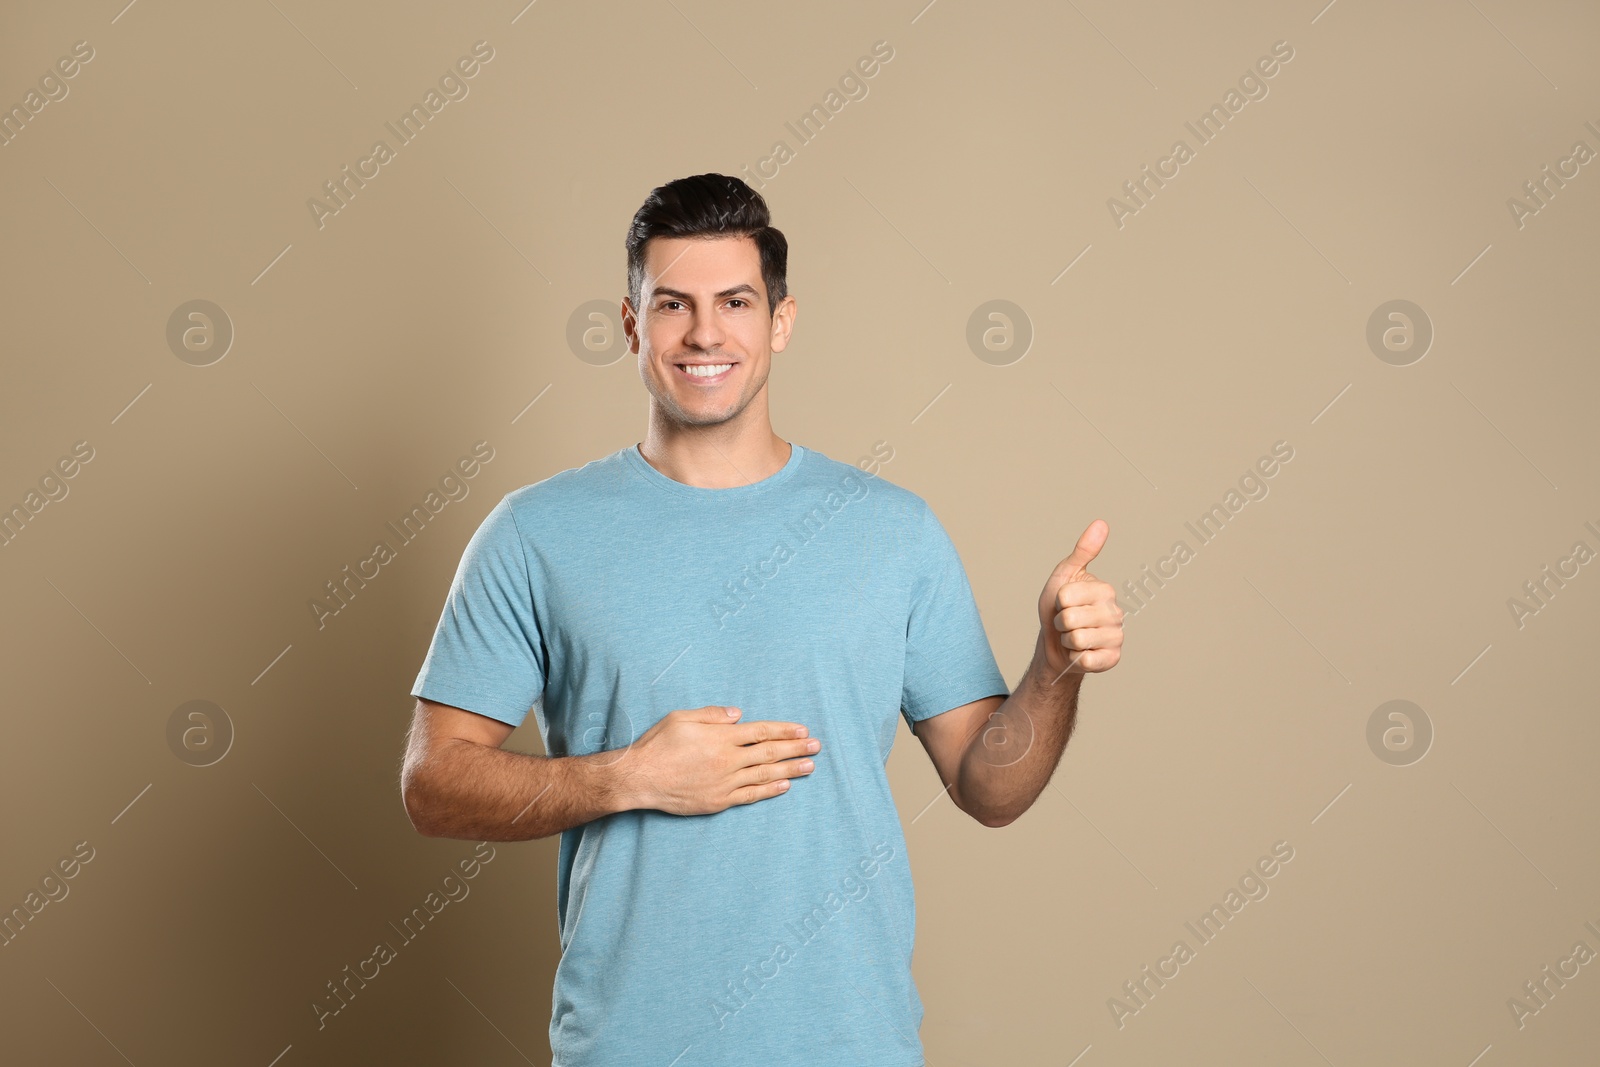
[{"left": 675, "top": 363, "right": 735, "bottom": 383}]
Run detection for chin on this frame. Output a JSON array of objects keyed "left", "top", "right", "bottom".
[
  {"left": 678, "top": 396, "right": 748, "bottom": 426},
  {"left": 645, "top": 375, "right": 755, "bottom": 428},
  {"left": 677, "top": 406, "right": 740, "bottom": 427}
]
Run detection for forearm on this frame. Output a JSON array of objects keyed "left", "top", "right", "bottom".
[
  {"left": 956, "top": 631, "right": 1083, "bottom": 827},
  {"left": 405, "top": 739, "right": 631, "bottom": 841}
]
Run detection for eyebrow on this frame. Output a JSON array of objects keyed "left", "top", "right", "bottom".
[{"left": 649, "top": 283, "right": 761, "bottom": 303}]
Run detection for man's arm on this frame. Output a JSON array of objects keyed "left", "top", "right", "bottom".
[
  {"left": 911, "top": 520, "right": 1122, "bottom": 828},
  {"left": 400, "top": 698, "right": 823, "bottom": 840},
  {"left": 401, "top": 699, "right": 625, "bottom": 840}
]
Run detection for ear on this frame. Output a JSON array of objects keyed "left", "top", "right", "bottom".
[
  {"left": 620, "top": 297, "right": 640, "bottom": 354},
  {"left": 770, "top": 293, "right": 797, "bottom": 354}
]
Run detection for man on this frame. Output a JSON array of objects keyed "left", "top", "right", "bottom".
[{"left": 401, "top": 173, "right": 1123, "bottom": 1066}]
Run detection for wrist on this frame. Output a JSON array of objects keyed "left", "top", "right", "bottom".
[
  {"left": 1031, "top": 628, "right": 1084, "bottom": 691},
  {"left": 584, "top": 748, "right": 644, "bottom": 816}
]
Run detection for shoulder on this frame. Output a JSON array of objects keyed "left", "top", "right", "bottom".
[
  {"left": 796, "top": 444, "right": 924, "bottom": 507},
  {"left": 498, "top": 446, "right": 636, "bottom": 522},
  {"left": 790, "top": 443, "right": 937, "bottom": 535}
]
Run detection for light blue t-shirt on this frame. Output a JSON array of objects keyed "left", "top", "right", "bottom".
[{"left": 411, "top": 441, "right": 1010, "bottom": 1067}]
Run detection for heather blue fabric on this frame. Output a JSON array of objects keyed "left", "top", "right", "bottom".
[{"left": 411, "top": 441, "right": 1010, "bottom": 1067}]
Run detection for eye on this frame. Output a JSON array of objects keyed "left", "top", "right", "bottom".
[
  {"left": 727, "top": 298, "right": 748, "bottom": 308},
  {"left": 660, "top": 300, "right": 684, "bottom": 311}
]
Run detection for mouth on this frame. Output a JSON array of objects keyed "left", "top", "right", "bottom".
[{"left": 674, "top": 361, "right": 736, "bottom": 385}]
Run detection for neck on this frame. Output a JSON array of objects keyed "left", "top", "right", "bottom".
[{"left": 638, "top": 406, "right": 790, "bottom": 489}]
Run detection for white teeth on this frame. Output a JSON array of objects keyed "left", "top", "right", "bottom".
[{"left": 682, "top": 363, "right": 733, "bottom": 377}]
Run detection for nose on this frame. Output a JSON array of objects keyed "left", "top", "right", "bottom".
[{"left": 683, "top": 304, "right": 726, "bottom": 352}]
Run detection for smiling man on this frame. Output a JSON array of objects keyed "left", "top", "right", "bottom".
[{"left": 400, "top": 173, "right": 1124, "bottom": 1066}]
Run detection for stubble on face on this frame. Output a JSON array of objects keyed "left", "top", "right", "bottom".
[
  {"left": 633, "top": 236, "right": 776, "bottom": 432},
  {"left": 645, "top": 356, "right": 771, "bottom": 429}
]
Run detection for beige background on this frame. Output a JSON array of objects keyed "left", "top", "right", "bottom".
[{"left": 2, "top": 0, "right": 1597, "bottom": 1064}]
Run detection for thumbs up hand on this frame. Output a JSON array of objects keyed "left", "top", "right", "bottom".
[{"left": 1035, "top": 520, "right": 1124, "bottom": 678}]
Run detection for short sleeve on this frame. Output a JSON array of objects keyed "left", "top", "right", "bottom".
[
  {"left": 410, "top": 495, "right": 546, "bottom": 727},
  {"left": 901, "top": 500, "right": 1011, "bottom": 724}
]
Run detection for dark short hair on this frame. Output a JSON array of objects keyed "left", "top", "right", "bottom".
[{"left": 626, "top": 173, "right": 788, "bottom": 316}]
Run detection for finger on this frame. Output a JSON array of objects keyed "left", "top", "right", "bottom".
[
  {"left": 733, "top": 720, "right": 810, "bottom": 743},
  {"left": 1058, "top": 519, "right": 1108, "bottom": 578},
  {"left": 1065, "top": 647, "right": 1121, "bottom": 673},
  {"left": 1054, "top": 602, "right": 1124, "bottom": 632},
  {"left": 729, "top": 777, "right": 795, "bottom": 806},
  {"left": 1055, "top": 580, "right": 1114, "bottom": 611},
  {"left": 685, "top": 705, "right": 742, "bottom": 723},
  {"left": 734, "top": 755, "right": 816, "bottom": 789},
  {"left": 1058, "top": 625, "right": 1124, "bottom": 652},
  {"left": 736, "top": 737, "right": 820, "bottom": 767}
]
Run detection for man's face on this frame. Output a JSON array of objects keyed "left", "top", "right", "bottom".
[{"left": 623, "top": 234, "right": 795, "bottom": 429}]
